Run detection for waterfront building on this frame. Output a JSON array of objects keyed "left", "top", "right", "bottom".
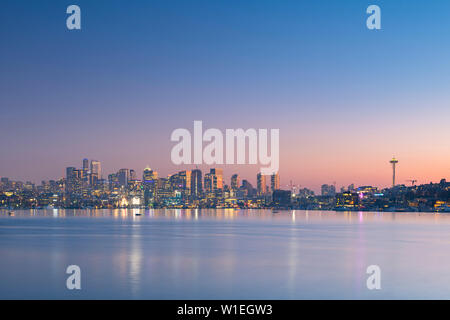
[
  {"left": 335, "top": 192, "right": 359, "bottom": 210},
  {"left": 272, "top": 190, "right": 291, "bottom": 207}
]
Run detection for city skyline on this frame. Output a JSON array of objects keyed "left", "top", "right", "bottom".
[
  {"left": 2, "top": 156, "right": 449, "bottom": 212},
  {"left": 0, "top": 155, "right": 448, "bottom": 194}
]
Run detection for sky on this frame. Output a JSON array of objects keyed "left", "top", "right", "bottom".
[{"left": 1, "top": 0, "right": 450, "bottom": 192}]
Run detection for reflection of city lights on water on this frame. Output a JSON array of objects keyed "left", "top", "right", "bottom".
[{"left": 120, "top": 197, "right": 128, "bottom": 208}]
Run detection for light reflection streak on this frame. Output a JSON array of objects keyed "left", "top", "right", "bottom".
[
  {"left": 128, "top": 219, "right": 142, "bottom": 297},
  {"left": 288, "top": 223, "right": 299, "bottom": 298}
]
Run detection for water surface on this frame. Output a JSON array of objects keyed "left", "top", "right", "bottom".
[{"left": 1, "top": 209, "right": 449, "bottom": 299}]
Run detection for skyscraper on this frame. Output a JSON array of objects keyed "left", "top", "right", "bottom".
[
  {"left": 143, "top": 167, "right": 158, "bottom": 206},
  {"left": 157, "top": 177, "right": 172, "bottom": 201},
  {"left": 118, "top": 168, "right": 129, "bottom": 187},
  {"left": 241, "top": 179, "right": 255, "bottom": 197},
  {"left": 82, "top": 158, "right": 89, "bottom": 171},
  {"left": 108, "top": 173, "right": 119, "bottom": 191},
  {"left": 231, "top": 174, "right": 240, "bottom": 191},
  {"left": 66, "top": 167, "right": 82, "bottom": 195},
  {"left": 129, "top": 169, "right": 137, "bottom": 182},
  {"left": 270, "top": 172, "right": 279, "bottom": 192},
  {"left": 209, "top": 168, "right": 223, "bottom": 192},
  {"left": 257, "top": 172, "right": 266, "bottom": 196},
  {"left": 82, "top": 158, "right": 89, "bottom": 187},
  {"left": 143, "top": 167, "right": 158, "bottom": 182},
  {"left": 90, "top": 160, "right": 101, "bottom": 186},
  {"left": 65, "top": 167, "right": 75, "bottom": 193},
  {"left": 178, "top": 170, "right": 191, "bottom": 195},
  {"left": 204, "top": 173, "right": 212, "bottom": 193},
  {"left": 191, "top": 169, "right": 202, "bottom": 197}
]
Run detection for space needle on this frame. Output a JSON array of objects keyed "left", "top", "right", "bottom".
[{"left": 390, "top": 157, "right": 399, "bottom": 187}]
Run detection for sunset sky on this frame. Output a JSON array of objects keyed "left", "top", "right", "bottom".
[{"left": 1, "top": 0, "right": 450, "bottom": 192}]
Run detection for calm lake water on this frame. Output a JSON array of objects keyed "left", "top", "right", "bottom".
[{"left": 1, "top": 209, "right": 450, "bottom": 299}]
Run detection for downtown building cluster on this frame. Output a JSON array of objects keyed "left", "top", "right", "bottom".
[
  {"left": 0, "top": 159, "right": 283, "bottom": 209},
  {"left": 1, "top": 158, "right": 449, "bottom": 212}
]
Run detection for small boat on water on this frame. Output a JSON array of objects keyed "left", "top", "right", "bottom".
[{"left": 135, "top": 213, "right": 142, "bottom": 216}]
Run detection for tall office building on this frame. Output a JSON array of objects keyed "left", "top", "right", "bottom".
[
  {"left": 108, "top": 173, "right": 119, "bottom": 191},
  {"left": 157, "top": 177, "right": 172, "bottom": 200},
  {"left": 209, "top": 168, "right": 223, "bottom": 192},
  {"left": 66, "top": 167, "right": 75, "bottom": 193},
  {"left": 66, "top": 167, "right": 82, "bottom": 195},
  {"left": 204, "top": 173, "right": 212, "bottom": 193},
  {"left": 82, "top": 158, "right": 89, "bottom": 171},
  {"left": 241, "top": 179, "right": 255, "bottom": 197},
  {"left": 143, "top": 167, "right": 158, "bottom": 206},
  {"left": 118, "top": 169, "right": 129, "bottom": 187},
  {"left": 270, "top": 172, "right": 280, "bottom": 192},
  {"left": 178, "top": 170, "right": 191, "bottom": 192},
  {"left": 169, "top": 172, "right": 181, "bottom": 191},
  {"left": 231, "top": 174, "right": 240, "bottom": 191},
  {"left": 191, "top": 169, "right": 202, "bottom": 197},
  {"left": 129, "top": 169, "right": 137, "bottom": 182},
  {"left": 82, "top": 158, "right": 89, "bottom": 187},
  {"left": 90, "top": 160, "right": 101, "bottom": 186},
  {"left": 257, "top": 172, "right": 266, "bottom": 196},
  {"left": 143, "top": 167, "right": 158, "bottom": 182}
]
